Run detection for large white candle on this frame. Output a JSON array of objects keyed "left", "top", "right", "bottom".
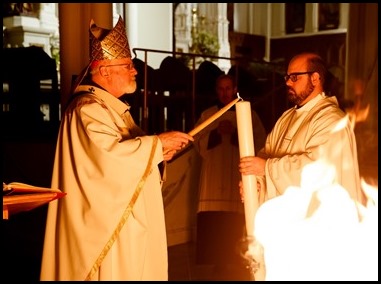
[{"left": 236, "top": 100, "right": 259, "bottom": 237}]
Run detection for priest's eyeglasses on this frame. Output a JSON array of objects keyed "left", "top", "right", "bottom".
[{"left": 284, "top": 71, "right": 315, "bottom": 82}]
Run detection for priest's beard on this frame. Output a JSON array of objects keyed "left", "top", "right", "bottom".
[{"left": 287, "top": 80, "right": 314, "bottom": 106}]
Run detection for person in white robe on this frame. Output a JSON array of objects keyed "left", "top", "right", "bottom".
[
  {"left": 40, "top": 16, "right": 193, "bottom": 281},
  {"left": 194, "top": 74, "right": 266, "bottom": 274},
  {"left": 237, "top": 52, "right": 366, "bottom": 281},
  {"left": 239, "top": 51, "right": 365, "bottom": 210}
]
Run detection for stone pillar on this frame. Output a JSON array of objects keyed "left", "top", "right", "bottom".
[
  {"left": 195, "top": 3, "right": 231, "bottom": 72},
  {"left": 39, "top": 3, "right": 60, "bottom": 71},
  {"left": 174, "top": 3, "right": 192, "bottom": 53},
  {"left": 58, "top": 3, "right": 112, "bottom": 111},
  {"left": 38, "top": 3, "right": 59, "bottom": 34},
  {"left": 113, "top": 3, "right": 124, "bottom": 25},
  {"left": 217, "top": 3, "right": 231, "bottom": 72}
]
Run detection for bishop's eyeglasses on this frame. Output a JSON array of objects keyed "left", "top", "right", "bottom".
[{"left": 100, "top": 63, "right": 135, "bottom": 70}]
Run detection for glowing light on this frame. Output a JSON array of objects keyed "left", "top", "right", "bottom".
[{"left": 250, "top": 161, "right": 378, "bottom": 281}]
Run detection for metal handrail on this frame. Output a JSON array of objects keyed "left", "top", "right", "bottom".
[{"left": 131, "top": 47, "right": 285, "bottom": 133}]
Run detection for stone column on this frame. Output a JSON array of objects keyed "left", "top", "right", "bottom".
[
  {"left": 217, "top": 3, "right": 231, "bottom": 72},
  {"left": 113, "top": 3, "right": 124, "bottom": 25},
  {"left": 39, "top": 3, "right": 60, "bottom": 72},
  {"left": 174, "top": 3, "right": 193, "bottom": 53},
  {"left": 58, "top": 3, "right": 112, "bottom": 111},
  {"left": 38, "top": 3, "right": 59, "bottom": 34},
  {"left": 196, "top": 3, "right": 231, "bottom": 72}
]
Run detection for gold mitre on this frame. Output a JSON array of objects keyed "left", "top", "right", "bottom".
[
  {"left": 71, "top": 16, "right": 131, "bottom": 94},
  {"left": 89, "top": 15, "right": 131, "bottom": 61}
]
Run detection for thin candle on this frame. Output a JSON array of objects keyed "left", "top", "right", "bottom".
[{"left": 188, "top": 93, "right": 242, "bottom": 137}]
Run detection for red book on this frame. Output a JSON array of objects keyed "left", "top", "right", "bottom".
[{"left": 3, "top": 182, "right": 66, "bottom": 219}]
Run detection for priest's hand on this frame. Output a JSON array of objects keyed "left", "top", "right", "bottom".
[{"left": 239, "top": 156, "right": 266, "bottom": 176}]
